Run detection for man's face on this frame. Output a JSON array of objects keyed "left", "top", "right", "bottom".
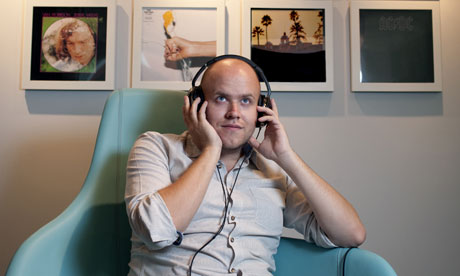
[
  {"left": 66, "top": 28, "right": 95, "bottom": 66},
  {"left": 202, "top": 60, "right": 260, "bottom": 152}
]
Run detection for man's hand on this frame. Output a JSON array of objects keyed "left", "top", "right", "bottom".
[
  {"left": 182, "top": 96, "right": 222, "bottom": 153},
  {"left": 248, "top": 98, "right": 293, "bottom": 164},
  {"left": 158, "top": 96, "right": 222, "bottom": 232}
]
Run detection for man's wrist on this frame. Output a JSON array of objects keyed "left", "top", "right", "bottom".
[
  {"left": 275, "top": 148, "right": 298, "bottom": 169},
  {"left": 201, "top": 145, "right": 221, "bottom": 159}
]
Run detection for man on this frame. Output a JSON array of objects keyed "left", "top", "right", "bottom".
[{"left": 125, "top": 56, "right": 366, "bottom": 275}]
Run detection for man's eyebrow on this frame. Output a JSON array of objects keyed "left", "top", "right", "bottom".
[
  {"left": 241, "top": 93, "right": 256, "bottom": 98},
  {"left": 214, "top": 91, "right": 256, "bottom": 99}
]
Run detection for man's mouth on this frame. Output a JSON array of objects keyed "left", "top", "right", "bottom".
[{"left": 222, "top": 124, "right": 242, "bottom": 130}]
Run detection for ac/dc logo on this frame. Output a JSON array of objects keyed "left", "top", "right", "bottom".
[{"left": 378, "top": 16, "right": 414, "bottom": 32}]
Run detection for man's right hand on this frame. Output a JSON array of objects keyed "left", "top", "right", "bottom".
[
  {"left": 182, "top": 95, "right": 222, "bottom": 154},
  {"left": 155, "top": 96, "right": 222, "bottom": 232}
]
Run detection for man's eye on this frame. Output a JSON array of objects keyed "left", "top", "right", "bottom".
[
  {"left": 241, "top": 98, "right": 250, "bottom": 104},
  {"left": 217, "top": 96, "right": 226, "bottom": 102}
]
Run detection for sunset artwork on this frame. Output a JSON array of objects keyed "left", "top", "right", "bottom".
[{"left": 250, "top": 9, "right": 326, "bottom": 82}]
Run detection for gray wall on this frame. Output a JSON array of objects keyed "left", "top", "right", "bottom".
[{"left": 1, "top": 0, "right": 459, "bottom": 275}]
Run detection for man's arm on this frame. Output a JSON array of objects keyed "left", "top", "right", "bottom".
[
  {"left": 158, "top": 96, "right": 222, "bottom": 232},
  {"left": 249, "top": 99, "right": 366, "bottom": 247}
]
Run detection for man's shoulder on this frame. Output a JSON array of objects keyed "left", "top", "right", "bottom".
[
  {"left": 139, "top": 131, "right": 185, "bottom": 141},
  {"left": 134, "top": 131, "right": 187, "bottom": 150}
]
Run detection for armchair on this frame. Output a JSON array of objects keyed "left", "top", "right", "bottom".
[{"left": 7, "top": 89, "right": 396, "bottom": 276}]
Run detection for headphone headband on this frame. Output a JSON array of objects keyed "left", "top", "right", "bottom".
[{"left": 191, "top": 54, "right": 271, "bottom": 98}]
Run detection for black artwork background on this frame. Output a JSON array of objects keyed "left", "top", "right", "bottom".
[{"left": 359, "top": 9, "right": 434, "bottom": 83}]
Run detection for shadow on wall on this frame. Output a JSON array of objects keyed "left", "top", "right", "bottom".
[
  {"left": 272, "top": 91, "right": 442, "bottom": 118},
  {"left": 25, "top": 90, "right": 111, "bottom": 115},
  {"left": 350, "top": 92, "right": 443, "bottom": 117},
  {"left": 274, "top": 92, "right": 335, "bottom": 117}
]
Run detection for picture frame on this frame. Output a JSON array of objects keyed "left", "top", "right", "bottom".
[
  {"left": 131, "top": 0, "right": 225, "bottom": 90},
  {"left": 350, "top": 1, "right": 442, "bottom": 92},
  {"left": 21, "top": 0, "right": 116, "bottom": 90},
  {"left": 242, "top": 0, "right": 334, "bottom": 92}
]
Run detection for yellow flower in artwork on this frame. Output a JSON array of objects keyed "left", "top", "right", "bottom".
[{"left": 163, "top": 11, "right": 174, "bottom": 32}]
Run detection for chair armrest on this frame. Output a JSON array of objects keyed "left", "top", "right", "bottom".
[
  {"left": 275, "top": 237, "right": 396, "bottom": 276},
  {"left": 274, "top": 237, "right": 348, "bottom": 275},
  {"left": 344, "top": 248, "right": 397, "bottom": 276},
  {"left": 6, "top": 205, "right": 83, "bottom": 275}
]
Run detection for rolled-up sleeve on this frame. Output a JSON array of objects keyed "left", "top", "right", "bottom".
[
  {"left": 283, "top": 179, "right": 337, "bottom": 248},
  {"left": 125, "top": 133, "right": 180, "bottom": 250}
]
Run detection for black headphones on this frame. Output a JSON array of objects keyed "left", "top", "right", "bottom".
[{"left": 187, "top": 54, "right": 272, "bottom": 127}]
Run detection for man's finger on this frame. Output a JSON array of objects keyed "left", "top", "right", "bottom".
[
  {"left": 189, "top": 97, "right": 201, "bottom": 122},
  {"left": 197, "top": 101, "right": 208, "bottom": 122}
]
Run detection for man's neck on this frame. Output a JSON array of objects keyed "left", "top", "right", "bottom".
[{"left": 220, "top": 148, "right": 244, "bottom": 172}]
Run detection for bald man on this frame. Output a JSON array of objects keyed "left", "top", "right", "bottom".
[{"left": 125, "top": 56, "right": 365, "bottom": 276}]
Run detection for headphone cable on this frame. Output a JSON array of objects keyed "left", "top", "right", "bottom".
[
  {"left": 186, "top": 129, "right": 261, "bottom": 275},
  {"left": 186, "top": 156, "right": 247, "bottom": 275}
]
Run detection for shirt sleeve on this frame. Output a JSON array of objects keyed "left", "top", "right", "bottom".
[
  {"left": 125, "top": 132, "right": 181, "bottom": 250},
  {"left": 283, "top": 178, "right": 337, "bottom": 248}
]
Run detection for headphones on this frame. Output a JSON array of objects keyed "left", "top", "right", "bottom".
[{"left": 187, "top": 54, "right": 272, "bottom": 127}]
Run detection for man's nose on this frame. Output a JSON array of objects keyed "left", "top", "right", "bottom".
[{"left": 225, "top": 102, "right": 241, "bottom": 119}]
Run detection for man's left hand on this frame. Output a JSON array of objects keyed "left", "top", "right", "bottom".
[{"left": 248, "top": 99, "right": 293, "bottom": 164}]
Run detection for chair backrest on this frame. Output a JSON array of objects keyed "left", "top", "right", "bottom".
[
  {"left": 87, "top": 89, "right": 187, "bottom": 274},
  {"left": 7, "top": 89, "right": 186, "bottom": 276}
]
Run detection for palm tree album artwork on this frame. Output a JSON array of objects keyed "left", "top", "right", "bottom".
[{"left": 251, "top": 9, "right": 325, "bottom": 82}]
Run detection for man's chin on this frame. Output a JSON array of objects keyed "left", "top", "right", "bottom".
[{"left": 221, "top": 141, "right": 249, "bottom": 152}]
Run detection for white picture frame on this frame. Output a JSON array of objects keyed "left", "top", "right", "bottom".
[
  {"left": 21, "top": 0, "right": 116, "bottom": 90},
  {"left": 350, "top": 1, "right": 442, "bottom": 92},
  {"left": 242, "top": 0, "right": 334, "bottom": 92},
  {"left": 131, "top": 0, "right": 226, "bottom": 90}
]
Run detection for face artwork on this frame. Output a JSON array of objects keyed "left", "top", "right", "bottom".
[{"left": 65, "top": 27, "right": 95, "bottom": 66}]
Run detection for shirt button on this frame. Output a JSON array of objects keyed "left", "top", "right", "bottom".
[
  {"left": 230, "top": 237, "right": 235, "bottom": 243},
  {"left": 231, "top": 268, "right": 236, "bottom": 273},
  {"left": 231, "top": 215, "right": 236, "bottom": 221}
]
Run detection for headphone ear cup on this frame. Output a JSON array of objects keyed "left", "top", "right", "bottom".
[
  {"left": 188, "top": 86, "right": 205, "bottom": 111},
  {"left": 257, "top": 95, "right": 271, "bottom": 127}
]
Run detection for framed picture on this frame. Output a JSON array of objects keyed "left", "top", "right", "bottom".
[
  {"left": 21, "top": 0, "right": 116, "bottom": 90},
  {"left": 242, "top": 0, "right": 334, "bottom": 92},
  {"left": 132, "top": 0, "right": 225, "bottom": 90},
  {"left": 350, "top": 1, "right": 442, "bottom": 92}
]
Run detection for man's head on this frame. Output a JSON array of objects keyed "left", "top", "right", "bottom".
[
  {"left": 200, "top": 58, "right": 261, "bottom": 153},
  {"left": 56, "top": 19, "right": 96, "bottom": 66}
]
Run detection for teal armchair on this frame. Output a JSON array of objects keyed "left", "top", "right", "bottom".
[{"left": 7, "top": 89, "right": 396, "bottom": 276}]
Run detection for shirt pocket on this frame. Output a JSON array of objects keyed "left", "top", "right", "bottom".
[{"left": 250, "top": 186, "right": 286, "bottom": 235}]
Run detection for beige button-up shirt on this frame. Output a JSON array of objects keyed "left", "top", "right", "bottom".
[{"left": 125, "top": 131, "right": 335, "bottom": 276}]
